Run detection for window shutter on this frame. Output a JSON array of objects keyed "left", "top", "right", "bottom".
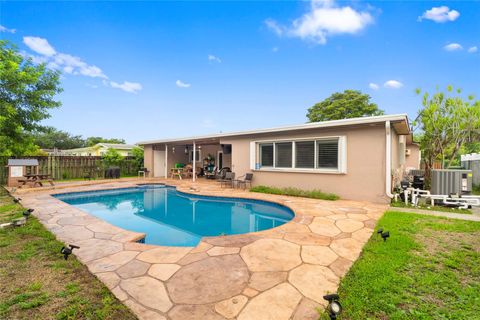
[
  {"left": 260, "top": 143, "right": 274, "bottom": 167},
  {"left": 275, "top": 142, "right": 292, "bottom": 168},
  {"left": 295, "top": 141, "right": 315, "bottom": 168},
  {"left": 317, "top": 139, "right": 339, "bottom": 169}
]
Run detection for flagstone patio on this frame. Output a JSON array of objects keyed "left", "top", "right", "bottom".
[{"left": 15, "top": 179, "right": 387, "bottom": 320}]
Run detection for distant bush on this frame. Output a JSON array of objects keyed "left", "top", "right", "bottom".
[{"left": 250, "top": 185, "right": 339, "bottom": 201}]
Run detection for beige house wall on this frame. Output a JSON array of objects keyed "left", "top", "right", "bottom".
[
  {"left": 221, "top": 124, "right": 394, "bottom": 203},
  {"left": 405, "top": 144, "right": 421, "bottom": 169},
  {"left": 144, "top": 145, "right": 154, "bottom": 176}
]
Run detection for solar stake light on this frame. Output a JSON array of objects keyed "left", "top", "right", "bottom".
[
  {"left": 381, "top": 231, "right": 390, "bottom": 241},
  {"left": 60, "top": 244, "right": 80, "bottom": 260},
  {"left": 23, "top": 208, "right": 34, "bottom": 218},
  {"left": 377, "top": 227, "right": 384, "bottom": 235},
  {"left": 13, "top": 197, "right": 21, "bottom": 203},
  {"left": 323, "top": 293, "right": 342, "bottom": 320}
]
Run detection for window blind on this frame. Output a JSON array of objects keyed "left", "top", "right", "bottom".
[
  {"left": 275, "top": 142, "right": 292, "bottom": 168},
  {"left": 260, "top": 143, "right": 273, "bottom": 167},
  {"left": 295, "top": 141, "right": 315, "bottom": 168},
  {"left": 317, "top": 140, "right": 338, "bottom": 169}
]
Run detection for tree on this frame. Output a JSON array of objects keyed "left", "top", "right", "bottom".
[
  {"left": 132, "top": 146, "right": 144, "bottom": 170},
  {"left": 416, "top": 86, "right": 480, "bottom": 182},
  {"left": 102, "top": 148, "right": 124, "bottom": 167},
  {"left": 31, "top": 127, "right": 85, "bottom": 149},
  {"left": 86, "top": 137, "right": 126, "bottom": 147},
  {"left": 0, "top": 41, "right": 62, "bottom": 155},
  {"left": 306, "top": 90, "right": 384, "bottom": 122}
]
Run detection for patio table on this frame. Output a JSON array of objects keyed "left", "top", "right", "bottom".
[
  {"left": 19, "top": 174, "right": 55, "bottom": 188},
  {"left": 170, "top": 168, "right": 183, "bottom": 180}
]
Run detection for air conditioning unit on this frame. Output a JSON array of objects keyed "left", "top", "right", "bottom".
[
  {"left": 405, "top": 149, "right": 411, "bottom": 156},
  {"left": 431, "top": 169, "right": 473, "bottom": 195}
]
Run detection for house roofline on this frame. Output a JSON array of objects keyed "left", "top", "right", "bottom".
[{"left": 137, "top": 114, "right": 410, "bottom": 145}]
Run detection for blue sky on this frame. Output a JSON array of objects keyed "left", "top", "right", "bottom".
[{"left": 1, "top": 1, "right": 479, "bottom": 143}]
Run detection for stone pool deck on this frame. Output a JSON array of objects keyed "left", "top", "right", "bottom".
[{"left": 14, "top": 179, "right": 387, "bottom": 320}]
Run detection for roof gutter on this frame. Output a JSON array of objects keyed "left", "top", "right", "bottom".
[{"left": 385, "top": 120, "right": 394, "bottom": 199}]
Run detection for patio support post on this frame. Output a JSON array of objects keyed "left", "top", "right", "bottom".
[
  {"left": 165, "top": 144, "right": 168, "bottom": 178},
  {"left": 193, "top": 141, "right": 196, "bottom": 182}
]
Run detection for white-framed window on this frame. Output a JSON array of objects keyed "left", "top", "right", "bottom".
[
  {"left": 254, "top": 136, "right": 347, "bottom": 174},
  {"left": 189, "top": 150, "right": 201, "bottom": 162}
]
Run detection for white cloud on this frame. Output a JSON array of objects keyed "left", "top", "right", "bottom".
[
  {"left": 444, "top": 43, "right": 463, "bottom": 51},
  {"left": 23, "top": 36, "right": 56, "bottom": 56},
  {"left": 0, "top": 24, "right": 16, "bottom": 33},
  {"left": 208, "top": 54, "right": 221, "bottom": 63},
  {"left": 176, "top": 80, "right": 191, "bottom": 88},
  {"left": 369, "top": 83, "right": 379, "bottom": 90},
  {"left": 109, "top": 81, "right": 142, "bottom": 94},
  {"left": 384, "top": 80, "right": 403, "bottom": 89},
  {"left": 54, "top": 53, "right": 107, "bottom": 79},
  {"left": 418, "top": 6, "right": 460, "bottom": 23},
  {"left": 22, "top": 35, "right": 141, "bottom": 93},
  {"left": 468, "top": 46, "right": 478, "bottom": 53},
  {"left": 272, "top": 47, "right": 279, "bottom": 52},
  {"left": 266, "top": 0, "right": 374, "bottom": 45},
  {"left": 265, "top": 18, "right": 284, "bottom": 36}
]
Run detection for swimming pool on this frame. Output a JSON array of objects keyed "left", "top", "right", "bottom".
[{"left": 54, "top": 185, "right": 294, "bottom": 246}]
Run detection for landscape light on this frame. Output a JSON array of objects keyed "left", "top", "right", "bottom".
[
  {"left": 23, "top": 208, "right": 34, "bottom": 217},
  {"left": 13, "top": 197, "right": 21, "bottom": 203},
  {"left": 323, "top": 293, "right": 342, "bottom": 320},
  {"left": 381, "top": 231, "right": 390, "bottom": 241},
  {"left": 377, "top": 228, "right": 383, "bottom": 235},
  {"left": 60, "top": 244, "right": 80, "bottom": 260}
]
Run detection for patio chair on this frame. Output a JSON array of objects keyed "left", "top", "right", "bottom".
[
  {"left": 235, "top": 173, "right": 253, "bottom": 189},
  {"left": 215, "top": 167, "right": 231, "bottom": 180},
  {"left": 218, "top": 171, "right": 235, "bottom": 188}
]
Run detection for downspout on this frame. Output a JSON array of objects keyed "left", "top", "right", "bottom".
[{"left": 385, "top": 121, "right": 394, "bottom": 198}]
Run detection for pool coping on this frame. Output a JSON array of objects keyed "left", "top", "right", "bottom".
[{"left": 14, "top": 179, "right": 388, "bottom": 320}]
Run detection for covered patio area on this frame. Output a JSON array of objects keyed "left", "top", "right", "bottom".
[{"left": 143, "top": 137, "right": 233, "bottom": 181}]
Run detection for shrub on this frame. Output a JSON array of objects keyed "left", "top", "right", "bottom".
[{"left": 250, "top": 185, "right": 339, "bottom": 201}]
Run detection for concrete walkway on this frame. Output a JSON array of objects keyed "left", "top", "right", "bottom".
[
  {"left": 15, "top": 179, "right": 387, "bottom": 320},
  {"left": 389, "top": 206, "right": 480, "bottom": 222}
]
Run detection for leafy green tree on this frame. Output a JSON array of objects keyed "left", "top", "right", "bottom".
[
  {"left": 86, "top": 137, "right": 126, "bottom": 147},
  {"left": 307, "top": 90, "right": 384, "bottom": 122},
  {"left": 102, "top": 148, "right": 124, "bottom": 167},
  {"left": 132, "top": 146, "right": 144, "bottom": 170},
  {"left": 416, "top": 86, "right": 480, "bottom": 181},
  {"left": 31, "top": 127, "right": 85, "bottom": 149},
  {"left": 0, "top": 41, "right": 62, "bottom": 155}
]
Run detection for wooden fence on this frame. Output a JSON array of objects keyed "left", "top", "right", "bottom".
[{"left": 0, "top": 156, "right": 139, "bottom": 185}]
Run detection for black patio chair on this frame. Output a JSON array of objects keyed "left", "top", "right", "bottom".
[
  {"left": 218, "top": 171, "right": 235, "bottom": 188},
  {"left": 235, "top": 173, "right": 253, "bottom": 189}
]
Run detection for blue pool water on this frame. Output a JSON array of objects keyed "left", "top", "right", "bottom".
[{"left": 54, "top": 185, "right": 294, "bottom": 246}]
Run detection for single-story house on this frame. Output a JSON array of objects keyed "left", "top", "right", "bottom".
[
  {"left": 61, "top": 143, "right": 138, "bottom": 157},
  {"left": 138, "top": 114, "right": 420, "bottom": 203}
]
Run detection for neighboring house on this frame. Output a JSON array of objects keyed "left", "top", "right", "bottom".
[
  {"left": 62, "top": 143, "right": 138, "bottom": 156},
  {"left": 138, "top": 114, "right": 420, "bottom": 203}
]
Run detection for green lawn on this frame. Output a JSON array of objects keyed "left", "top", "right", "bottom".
[
  {"left": 0, "top": 188, "right": 137, "bottom": 320},
  {"left": 250, "top": 185, "right": 339, "bottom": 201},
  {"left": 325, "top": 211, "right": 480, "bottom": 320}
]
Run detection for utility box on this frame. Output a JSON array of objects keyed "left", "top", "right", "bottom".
[{"left": 431, "top": 169, "right": 473, "bottom": 195}]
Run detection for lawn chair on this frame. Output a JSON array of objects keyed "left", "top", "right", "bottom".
[
  {"left": 219, "top": 172, "right": 235, "bottom": 188},
  {"left": 235, "top": 173, "right": 253, "bottom": 189}
]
